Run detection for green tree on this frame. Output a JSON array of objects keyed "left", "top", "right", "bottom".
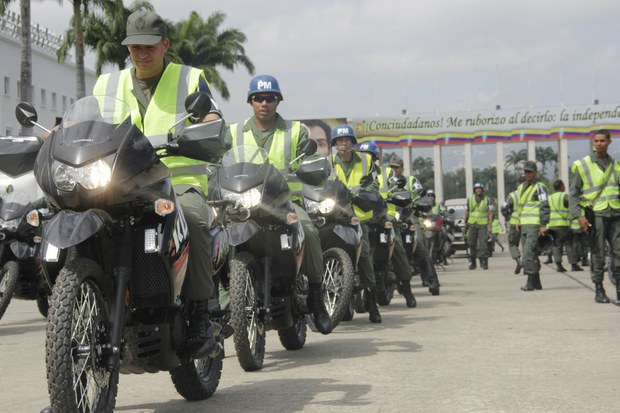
[
  {"left": 56, "top": 0, "right": 110, "bottom": 98},
  {"left": 504, "top": 148, "right": 527, "bottom": 172},
  {"left": 411, "top": 155, "right": 434, "bottom": 190},
  {"left": 167, "top": 11, "right": 254, "bottom": 100},
  {"left": 535, "top": 146, "right": 557, "bottom": 179},
  {"left": 443, "top": 168, "right": 466, "bottom": 199}
]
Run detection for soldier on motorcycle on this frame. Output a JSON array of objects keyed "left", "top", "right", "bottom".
[
  {"left": 389, "top": 155, "right": 440, "bottom": 295},
  {"left": 331, "top": 125, "right": 383, "bottom": 322},
  {"left": 226, "top": 75, "right": 333, "bottom": 334},
  {"left": 358, "top": 143, "right": 417, "bottom": 308}
]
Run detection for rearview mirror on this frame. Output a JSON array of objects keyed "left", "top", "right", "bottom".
[
  {"left": 15, "top": 102, "right": 38, "bottom": 127},
  {"left": 298, "top": 139, "right": 317, "bottom": 157},
  {"left": 184, "top": 92, "right": 212, "bottom": 120}
]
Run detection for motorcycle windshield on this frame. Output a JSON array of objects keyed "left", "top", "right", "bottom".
[
  {"left": 220, "top": 145, "right": 270, "bottom": 188},
  {"left": 0, "top": 191, "right": 31, "bottom": 221},
  {"left": 59, "top": 96, "right": 132, "bottom": 147}
]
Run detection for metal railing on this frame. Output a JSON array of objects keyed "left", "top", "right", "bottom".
[{"left": 0, "top": 10, "right": 66, "bottom": 57}]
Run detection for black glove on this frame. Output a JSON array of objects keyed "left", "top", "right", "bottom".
[{"left": 359, "top": 175, "right": 372, "bottom": 188}]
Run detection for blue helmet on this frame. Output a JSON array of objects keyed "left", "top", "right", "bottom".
[
  {"left": 330, "top": 124, "right": 357, "bottom": 145},
  {"left": 358, "top": 142, "right": 380, "bottom": 160},
  {"left": 247, "top": 74, "right": 283, "bottom": 102}
]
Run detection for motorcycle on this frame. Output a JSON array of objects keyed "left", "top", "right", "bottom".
[
  {"left": 16, "top": 92, "right": 228, "bottom": 412},
  {"left": 300, "top": 173, "right": 361, "bottom": 328},
  {"left": 208, "top": 142, "right": 323, "bottom": 372},
  {"left": 421, "top": 210, "right": 454, "bottom": 268},
  {"left": 0, "top": 136, "right": 51, "bottom": 320}
]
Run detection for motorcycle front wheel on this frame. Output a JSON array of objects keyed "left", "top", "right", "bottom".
[
  {"left": 278, "top": 316, "right": 307, "bottom": 350},
  {"left": 170, "top": 350, "right": 223, "bottom": 400},
  {"left": 229, "top": 252, "right": 266, "bottom": 372},
  {"left": 0, "top": 261, "right": 19, "bottom": 320},
  {"left": 322, "top": 248, "right": 355, "bottom": 328},
  {"left": 45, "top": 257, "right": 118, "bottom": 413}
]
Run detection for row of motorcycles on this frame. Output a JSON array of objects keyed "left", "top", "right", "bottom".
[{"left": 3, "top": 92, "right": 438, "bottom": 413}]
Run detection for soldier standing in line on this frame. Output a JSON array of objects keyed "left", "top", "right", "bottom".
[
  {"left": 515, "top": 161, "right": 550, "bottom": 291},
  {"left": 568, "top": 129, "right": 620, "bottom": 304}
]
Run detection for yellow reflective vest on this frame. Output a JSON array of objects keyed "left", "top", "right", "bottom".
[
  {"left": 548, "top": 192, "right": 569, "bottom": 228},
  {"left": 508, "top": 191, "right": 520, "bottom": 225},
  {"left": 467, "top": 195, "right": 490, "bottom": 225},
  {"left": 516, "top": 181, "right": 548, "bottom": 225},
  {"left": 571, "top": 155, "right": 620, "bottom": 211},
  {"left": 333, "top": 152, "right": 374, "bottom": 221},
  {"left": 378, "top": 166, "right": 397, "bottom": 218},
  {"left": 93, "top": 63, "right": 209, "bottom": 193},
  {"left": 229, "top": 119, "right": 302, "bottom": 197}
]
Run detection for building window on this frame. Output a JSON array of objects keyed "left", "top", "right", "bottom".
[
  {"left": 41, "top": 88, "right": 47, "bottom": 106},
  {"left": 52, "top": 92, "right": 57, "bottom": 110},
  {"left": 3, "top": 77, "right": 9, "bottom": 95},
  {"left": 62, "top": 95, "right": 67, "bottom": 111}
]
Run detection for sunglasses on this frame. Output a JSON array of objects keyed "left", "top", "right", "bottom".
[{"left": 251, "top": 94, "right": 278, "bottom": 103}]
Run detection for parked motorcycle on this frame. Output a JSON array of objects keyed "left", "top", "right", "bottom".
[
  {"left": 300, "top": 173, "right": 360, "bottom": 328},
  {"left": 16, "top": 92, "right": 228, "bottom": 412},
  {"left": 0, "top": 136, "right": 51, "bottom": 320},
  {"left": 208, "top": 142, "right": 323, "bottom": 372}
]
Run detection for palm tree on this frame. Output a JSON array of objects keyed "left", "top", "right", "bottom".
[
  {"left": 504, "top": 149, "right": 527, "bottom": 171},
  {"left": 167, "top": 11, "right": 254, "bottom": 100},
  {"left": 535, "top": 146, "right": 557, "bottom": 178},
  {"left": 56, "top": 0, "right": 109, "bottom": 99}
]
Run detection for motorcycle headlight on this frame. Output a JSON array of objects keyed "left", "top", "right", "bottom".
[
  {"left": 305, "top": 198, "right": 336, "bottom": 215},
  {"left": 0, "top": 218, "right": 20, "bottom": 230},
  {"left": 394, "top": 211, "right": 400, "bottom": 221},
  {"left": 423, "top": 218, "right": 433, "bottom": 229},
  {"left": 53, "top": 159, "right": 112, "bottom": 191},
  {"left": 224, "top": 187, "right": 262, "bottom": 209}
]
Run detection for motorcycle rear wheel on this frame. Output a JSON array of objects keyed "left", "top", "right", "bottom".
[
  {"left": 0, "top": 261, "right": 19, "bottom": 320},
  {"left": 229, "top": 252, "right": 266, "bottom": 372},
  {"left": 170, "top": 350, "right": 223, "bottom": 400},
  {"left": 46, "top": 258, "right": 118, "bottom": 413},
  {"left": 322, "top": 248, "right": 355, "bottom": 328}
]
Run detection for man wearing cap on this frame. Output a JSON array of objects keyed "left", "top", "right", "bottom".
[
  {"left": 463, "top": 182, "right": 494, "bottom": 270},
  {"left": 515, "top": 161, "right": 550, "bottom": 291},
  {"left": 225, "top": 75, "right": 333, "bottom": 334},
  {"left": 389, "top": 155, "right": 440, "bottom": 295},
  {"left": 502, "top": 176, "right": 526, "bottom": 274},
  {"left": 569, "top": 129, "right": 620, "bottom": 304},
  {"left": 92, "top": 9, "right": 224, "bottom": 359},
  {"left": 331, "top": 126, "right": 384, "bottom": 322}
]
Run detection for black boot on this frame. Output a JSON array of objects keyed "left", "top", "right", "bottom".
[
  {"left": 397, "top": 281, "right": 417, "bottom": 308},
  {"left": 469, "top": 255, "right": 477, "bottom": 270},
  {"left": 481, "top": 257, "right": 488, "bottom": 270},
  {"left": 556, "top": 263, "right": 567, "bottom": 272},
  {"left": 422, "top": 259, "right": 440, "bottom": 295},
  {"left": 521, "top": 274, "right": 536, "bottom": 291},
  {"left": 594, "top": 282, "right": 610, "bottom": 303},
  {"left": 571, "top": 263, "right": 583, "bottom": 271},
  {"left": 582, "top": 256, "right": 589, "bottom": 267},
  {"left": 365, "top": 287, "right": 382, "bottom": 323},
  {"left": 612, "top": 284, "right": 620, "bottom": 306},
  {"left": 307, "top": 283, "right": 333, "bottom": 334},
  {"left": 514, "top": 258, "right": 523, "bottom": 274},
  {"left": 186, "top": 300, "right": 217, "bottom": 359},
  {"left": 533, "top": 273, "right": 543, "bottom": 290},
  {"left": 544, "top": 254, "right": 553, "bottom": 264}
]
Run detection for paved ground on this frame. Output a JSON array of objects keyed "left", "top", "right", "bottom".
[{"left": 1, "top": 251, "right": 619, "bottom": 413}]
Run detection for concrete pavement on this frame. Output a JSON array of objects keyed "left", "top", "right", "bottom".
[{"left": 1, "top": 251, "right": 618, "bottom": 413}]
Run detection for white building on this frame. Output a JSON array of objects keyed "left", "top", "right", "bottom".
[{"left": 0, "top": 10, "right": 96, "bottom": 136}]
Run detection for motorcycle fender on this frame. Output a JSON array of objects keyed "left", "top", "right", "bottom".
[
  {"left": 43, "top": 209, "right": 110, "bottom": 250},
  {"left": 333, "top": 224, "right": 361, "bottom": 248},
  {"left": 226, "top": 220, "right": 261, "bottom": 246},
  {"left": 9, "top": 239, "right": 37, "bottom": 260}
]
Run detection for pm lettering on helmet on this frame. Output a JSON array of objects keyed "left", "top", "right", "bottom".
[
  {"left": 257, "top": 80, "right": 272, "bottom": 91},
  {"left": 337, "top": 128, "right": 349, "bottom": 135}
]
